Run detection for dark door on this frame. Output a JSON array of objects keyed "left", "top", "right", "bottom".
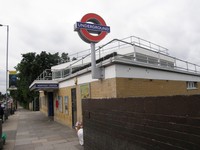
[
  {"left": 71, "top": 88, "right": 77, "bottom": 127},
  {"left": 48, "top": 92, "right": 54, "bottom": 116},
  {"left": 33, "top": 97, "right": 39, "bottom": 111}
]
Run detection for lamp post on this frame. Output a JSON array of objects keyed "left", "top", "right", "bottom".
[{"left": 0, "top": 24, "right": 9, "bottom": 119}]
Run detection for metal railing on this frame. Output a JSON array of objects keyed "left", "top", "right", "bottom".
[
  {"left": 65, "top": 35, "right": 168, "bottom": 61},
  {"left": 37, "top": 69, "right": 52, "bottom": 80},
  {"left": 115, "top": 54, "right": 200, "bottom": 74},
  {"left": 36, "top": 36, "right": 200, "bottom": 80}
]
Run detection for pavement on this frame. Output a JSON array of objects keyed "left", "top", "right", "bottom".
[{"left": 2, "top": 106, "right": 84, "bottom": 150}]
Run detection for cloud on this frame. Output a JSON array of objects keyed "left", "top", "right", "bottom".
[{"left": 0, "top": 0, "right": 200, "bottom": 93}]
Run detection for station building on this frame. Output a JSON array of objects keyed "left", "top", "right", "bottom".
[{"left": 29, "top": 36, "right": 200, "bottom": 128}]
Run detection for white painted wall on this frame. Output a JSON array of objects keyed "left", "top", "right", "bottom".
[
  {"left": 59, "top": 65, "right": 117, "bottom": 88},
  {"left": 115, "top": 64, "right": 200, "bottom": 82},
  {"left": 59, "top": 62, "right": 200, "bottom": 90},
  {"left": 55, "top": 44, "right": 200, "bottom": 88}
]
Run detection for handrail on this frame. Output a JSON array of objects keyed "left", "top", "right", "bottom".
[
  {"left": 36, "top": 36, "right": 200, "bottom": 80},
  {"left": 66, "top": 35, "right": 168, "bottom": 61},
  {"left": 37, "top": 69, "right": 52, "bottom": 80}
]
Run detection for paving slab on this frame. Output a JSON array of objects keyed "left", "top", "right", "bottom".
[{"left": 2, "top": 107, "right": 84, "bottom": 150}]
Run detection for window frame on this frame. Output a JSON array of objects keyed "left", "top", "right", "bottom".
[{"left": 186, "top": 81, "right": 198, "bottom": 90}]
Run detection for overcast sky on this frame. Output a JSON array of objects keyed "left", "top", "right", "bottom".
[{"left": 0, "top": 0, "right": 200, "bottom": 94}]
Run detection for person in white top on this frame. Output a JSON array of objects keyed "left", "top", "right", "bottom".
[{"left": 75, "top": 121, "right": 84, "bottom": 146}]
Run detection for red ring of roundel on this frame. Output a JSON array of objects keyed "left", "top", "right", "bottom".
[{"left": 79, "top": 13, "right": 107, "bottom": 43}]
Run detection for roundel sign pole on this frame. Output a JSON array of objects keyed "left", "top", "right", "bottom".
[{"left": 74, "top": 13, "right": 110, "bottom": 79}]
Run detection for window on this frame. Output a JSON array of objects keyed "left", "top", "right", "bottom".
[
  {"left": 135, "top": 53, "right": 158, "bottom": 65},
  {"left": 58, "top": 96, "right": 63, "bottom": 112},
  {"left": 187, "top": 81, "right": 198, "bottom": 89},
  {"left": 148, "top": 57, "right": 158, "bottom": 65},
  {"left": 160, "top": 59, "right": 174, "bottom": 68},
  {"left": 136, "top": 53, "right": 148, "bottom": 63},
  {"left": 53, "top": 71, "right": 61, "bottom": 79},
  {"left": 64, "top": 96, "right": 69, "bottom": 114}
]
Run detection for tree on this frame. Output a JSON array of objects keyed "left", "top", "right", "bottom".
[
  {"left": 58, "top": 52, "right": 70, "bottom": 63},
  {"left": 12, "top": 51, "right": 64, "bottom": 108},
  {"left": 72, "top": 57, "right": 77, "bottom": 61},
  {"left": 14, "top": 52, "right": 37, "bottom": 107}
]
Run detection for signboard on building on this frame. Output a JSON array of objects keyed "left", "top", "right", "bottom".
[
  {"left": 9, "top": 70, "right": 17, "bottom": 90},
  {"left": 35, "top": 83, "right": 58, "bottom": 88},
  {"left": 74, "top": 13, "right": 110, "bottom": 43},
  {"left": 74, "top": 13, "right": 110, "bottom": 79},
  {"left": 80, "top": 83, "right": 90, "bottom": 99},
  {"left": 64, "top": 96, "right": 69, "bottom": 114}
]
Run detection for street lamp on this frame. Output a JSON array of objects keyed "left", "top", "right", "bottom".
[{"left": 0, "top": 24, "right": 9, "bottom": 119}]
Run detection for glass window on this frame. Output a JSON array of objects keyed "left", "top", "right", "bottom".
[{"left": 187, "top": 81, "right": 198, "bottom": 89}]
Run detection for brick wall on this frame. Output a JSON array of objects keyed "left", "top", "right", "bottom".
[
  {"left": 90, "top": 78, "right": 117, "bottom": 98},
  {"left": 39, "top": 95, "right": 48, "bottom": 116},
  {"left": 54, "top": 86, "right": 75, "bottom": 127},
  {"left": 82, "top": 95, "right": 200, "bottom": 150},
  {"left": 116, "top": 78, "right": 200, "bottom": 97}
]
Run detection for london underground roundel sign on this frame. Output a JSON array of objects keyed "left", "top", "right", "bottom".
[{"left": 74, "top": 13, "right": 110, "bottom": 43}]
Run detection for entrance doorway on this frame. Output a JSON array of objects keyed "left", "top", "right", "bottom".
[
  {"left": 48, "top": 92, "right": 54, "bottom": 117},
  {"left": 71, "top": 88, "right": 77, "bottom": 127}
]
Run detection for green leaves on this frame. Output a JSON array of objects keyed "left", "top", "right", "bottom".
[{"left": 11, "top": 51, "right": 70, "bottom": 108}]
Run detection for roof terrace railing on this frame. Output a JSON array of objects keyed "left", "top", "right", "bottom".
[
  {"left": 115, "top": 53, "right": 200, "bottom": 74},
  {"left": 37, "top": 69, "right": 52, "bottom": 80},
  {"left": 36, "top": 36, "right": 200, "bottom": 80},
  {"left": 66, "top": 35, "right": 168, "bottom": 61}
]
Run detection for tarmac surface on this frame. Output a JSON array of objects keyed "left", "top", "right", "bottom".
[{"left": 2, "top": 106, "right": 84, "bottom": 150}]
